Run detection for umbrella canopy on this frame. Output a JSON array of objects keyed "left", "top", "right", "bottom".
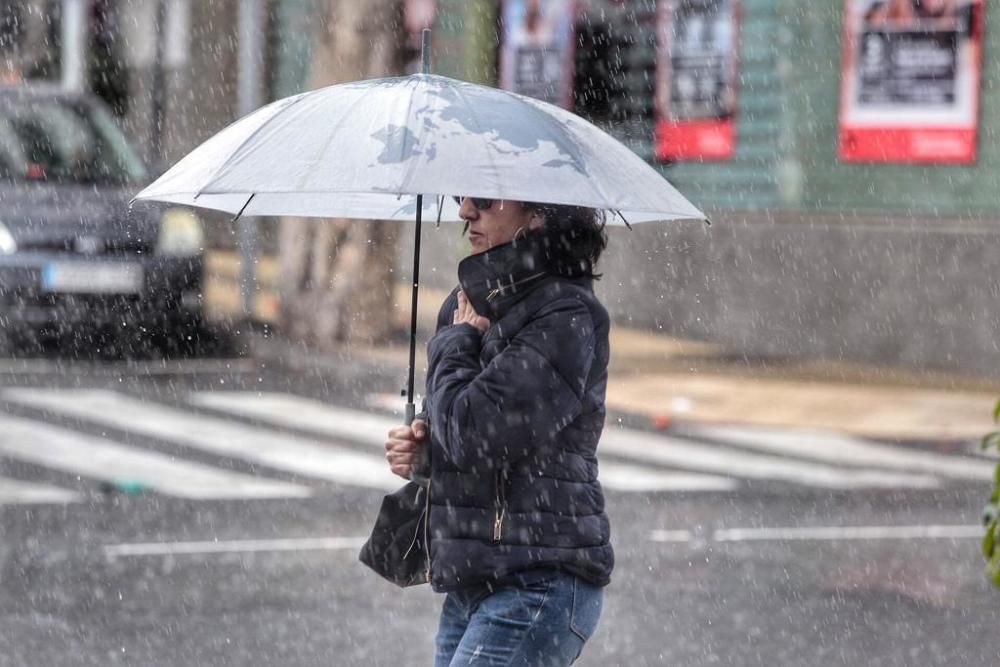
[
  {"left": 134, "top": 70, "right": 706, "bottom": 427},
  {"left": 134, "top": 73, "right": 705, "bottom": 225}
]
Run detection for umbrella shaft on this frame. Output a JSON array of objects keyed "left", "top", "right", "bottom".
[{"left": 405, "top": 194, "right": 423, "bottom": 424}]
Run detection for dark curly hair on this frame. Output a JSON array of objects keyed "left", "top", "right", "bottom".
[{"left": 520, "top": 202, "right": 608, "bottom": 280}]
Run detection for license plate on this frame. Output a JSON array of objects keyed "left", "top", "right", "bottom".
[{"left": 41, "top": 263, "right": 144, "bottom": 294}]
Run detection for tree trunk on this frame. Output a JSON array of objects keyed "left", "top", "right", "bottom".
[{"left": 277, "top": 0, "right": 405, "bottom": 350}]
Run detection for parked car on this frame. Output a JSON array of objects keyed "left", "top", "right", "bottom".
[{"left": 0, "top": 82, "right": 207, "bottom": 356}]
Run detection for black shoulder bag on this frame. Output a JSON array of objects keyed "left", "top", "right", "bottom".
[{"left": 358, "top": 475, "right": 430, "bottom": 587}]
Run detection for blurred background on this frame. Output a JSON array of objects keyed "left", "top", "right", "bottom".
[
  {"left": 1, "top": 0, "right": 995, "bottom": 379},
  {"left": 1, "top": 2, "right": 999, "bottom": 665}
]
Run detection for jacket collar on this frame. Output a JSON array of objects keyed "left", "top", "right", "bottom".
[{"left": 457, "top": 227, "right": 591, "bottom": 320}]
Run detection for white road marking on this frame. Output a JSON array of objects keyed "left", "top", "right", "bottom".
[
  {"left": 690, "top": 424, "right": 993, "bottom": 480},
  {"left": 599, "top": 462, "right": 737, "bottom": 492},
  {"left": 4, "top": 389, "right": 965, "bottom": 495},
  {"left": 648, "top": 524, "right": 984, "bottom": 543},
  {"left": 648, "top": 529, "right": 695, "bottom": 542},
  {"left": 191, "top": 392, "right": 738, "bottom": 492},
  {"left": 0, "top": 414, "right": 310, "bottom": 500},
  {"left": 711, "top": 524, "right": 984, "bottom": 542},
  {"left": 0, "top": 476, "right": 80, "bottom": 504},
  {"left": 190, "top": 391, "right": 943, "bottom": 490},
  {"left": 0, "top": 358, "right": 258, "bottom": 376},
  {"left": 599, "top": 428, "right": 940, "bottom": 489},
  {"left": 103, "top": 536, "right": 368, "bottom": 559},
  {"left": 190, "top": 391, "right": 393, "bottom": 449},
  {"left": 106, "top": 524, "right": 985, "bottom": 560},
  {"left": 3, "top": 389, "right": 400, "bottom": 491}
]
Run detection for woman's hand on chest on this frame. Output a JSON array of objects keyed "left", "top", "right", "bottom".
[{"left": 453, "top": 290, "right": 491, "bottom": 332}]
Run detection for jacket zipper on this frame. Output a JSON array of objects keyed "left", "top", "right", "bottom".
[
  {"left": 486, "top": 271, "right": 548, "bottom": 303},
  {"left": 423, "top": 479, "right": 432, "bottom": 581},
  {"left": 493, "top": 469, "right": 507, "bottom": 543}
]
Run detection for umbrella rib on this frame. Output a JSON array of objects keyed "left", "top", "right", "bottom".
[
  {"left": 614, "top": 210, "right": 633, "bottom": 231},
  {"left": 231, "top": 194, "right": 256, "bottom": 223},
  {"left": 197, "top": 92, "right": 313, "bottom": 196}
]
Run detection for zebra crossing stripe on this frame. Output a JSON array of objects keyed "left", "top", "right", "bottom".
[
  {"left": 191, "top": 392, "right": 739, "bottom": 492},
  {"left": 190, "top": 391, "right": 394, "bottom": 449},
  {"left": 687, "top": 424, "right": 992, "bottom": 480},
  {"left": 597, "top": 428, "right": 940, "bottom": 489},
  {"left": 598, "top": 463, "right": 737, "bottom": 492},
  {"left": 0, "top": 414, "right": 310, "bottom": 500},
  {"left": 188, "top": 392, "right": 938, "bottom": 490},
  {"left": 0, "top": 476, "right": 80, "bottom": 504},
  {"left": 3, "top": 389, "right": 400, "bottom": 491},
  {"left": 104, "top": 536, "right": 368, "bottom": 559}
]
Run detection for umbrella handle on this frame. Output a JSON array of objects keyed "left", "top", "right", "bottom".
[{"left": 405, "top": 399, "right": 430, "bottom": 486}]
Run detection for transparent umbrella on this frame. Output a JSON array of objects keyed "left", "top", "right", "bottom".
[{"left": 133, "top": 33, "right": 706, "bottom": 422}]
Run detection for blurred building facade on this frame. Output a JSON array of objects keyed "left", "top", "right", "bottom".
[
  {"left": 441, "top": 0, "right": 999, "bottom": 378},
  {"left": 7, "top": 0, "right": 998, "bottom": 376},
  {"left": 602, "top": 0, "right": 999, "bottom": 378}
]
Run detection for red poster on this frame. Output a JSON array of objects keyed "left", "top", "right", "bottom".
[
  {"left": 655, "top": 0, "right": 741, "bottom": 161},
  {"left": 838, "top": 0, "right": 984, "bottom": 163}
]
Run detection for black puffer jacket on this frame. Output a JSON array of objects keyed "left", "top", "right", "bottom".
[{"left": 423, "top": 228, "right": 614, "bottom": 592}]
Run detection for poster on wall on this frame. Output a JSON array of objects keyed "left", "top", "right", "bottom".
[
  {"left": 838, "top": 0, "right": 984, "bottom": 163},
  {"left": 655, "top": 0, "right": 741, "bottom": 161},
  {"left": 500, "top": 0, "right": 576, "bottom": 108}
]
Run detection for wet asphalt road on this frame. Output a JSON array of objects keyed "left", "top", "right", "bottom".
[{"left": 0, "top": 354, "right": 997, "bottom": 666}]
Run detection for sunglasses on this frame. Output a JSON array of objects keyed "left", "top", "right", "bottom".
[{"left": 452, "top": 196, "right": 494, "bottom": 211}]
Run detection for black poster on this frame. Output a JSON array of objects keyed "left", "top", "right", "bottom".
[
  {"left": 858, "top": 29, "right": 958, "bottom": 105},
  {"left": 668, "top": 0, "right": 736, "bottom": 120}
]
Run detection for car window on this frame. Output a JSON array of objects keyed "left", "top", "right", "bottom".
[{"left": 0, "top": 96, "right": 148, "bottom": 186}]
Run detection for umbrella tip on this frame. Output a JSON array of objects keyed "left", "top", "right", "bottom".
[{"left": 421, "top": 29, "right": 431, "bottom": 75}]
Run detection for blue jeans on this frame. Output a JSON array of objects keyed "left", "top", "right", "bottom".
[{"left": 433, "top": 571, "right": 603, "bottom": 666}]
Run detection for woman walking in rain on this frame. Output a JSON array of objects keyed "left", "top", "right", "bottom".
[{"left": 384, "top": 195, "right": 613, "bottom": 666}]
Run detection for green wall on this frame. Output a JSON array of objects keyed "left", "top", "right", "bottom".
[
  {"left": 780, "top": 0, "right": 1000, "bottom": 213},
  {"left": 269, "top": 0, "right": 317, "bottom": 99},
  {"left": 587, "top": 0, "right": 1000, "bottom": 215},
  {"left": 651, "top": 0, "right": 784, "bottom": 209},
  {"left": 431, "top": 0, "right": 497, "bottom": 82}
]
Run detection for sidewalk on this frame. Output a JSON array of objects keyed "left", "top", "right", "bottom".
[
  {"left": 605, "top": 345, "right": 999, "bottom": 442},
  {"left": 241, "top": 282, "right": 1000, "bottom": 444}
]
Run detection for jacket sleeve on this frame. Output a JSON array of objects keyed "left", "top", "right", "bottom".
[
  {"left": 410, "top": 288, "right": 462, "bottom": 479},
  {"left": 424, "top": 297, "right": 596, "bottom": 472},
  {"left": 414, "top": 287, "right": 461, "bottom": 421}
]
